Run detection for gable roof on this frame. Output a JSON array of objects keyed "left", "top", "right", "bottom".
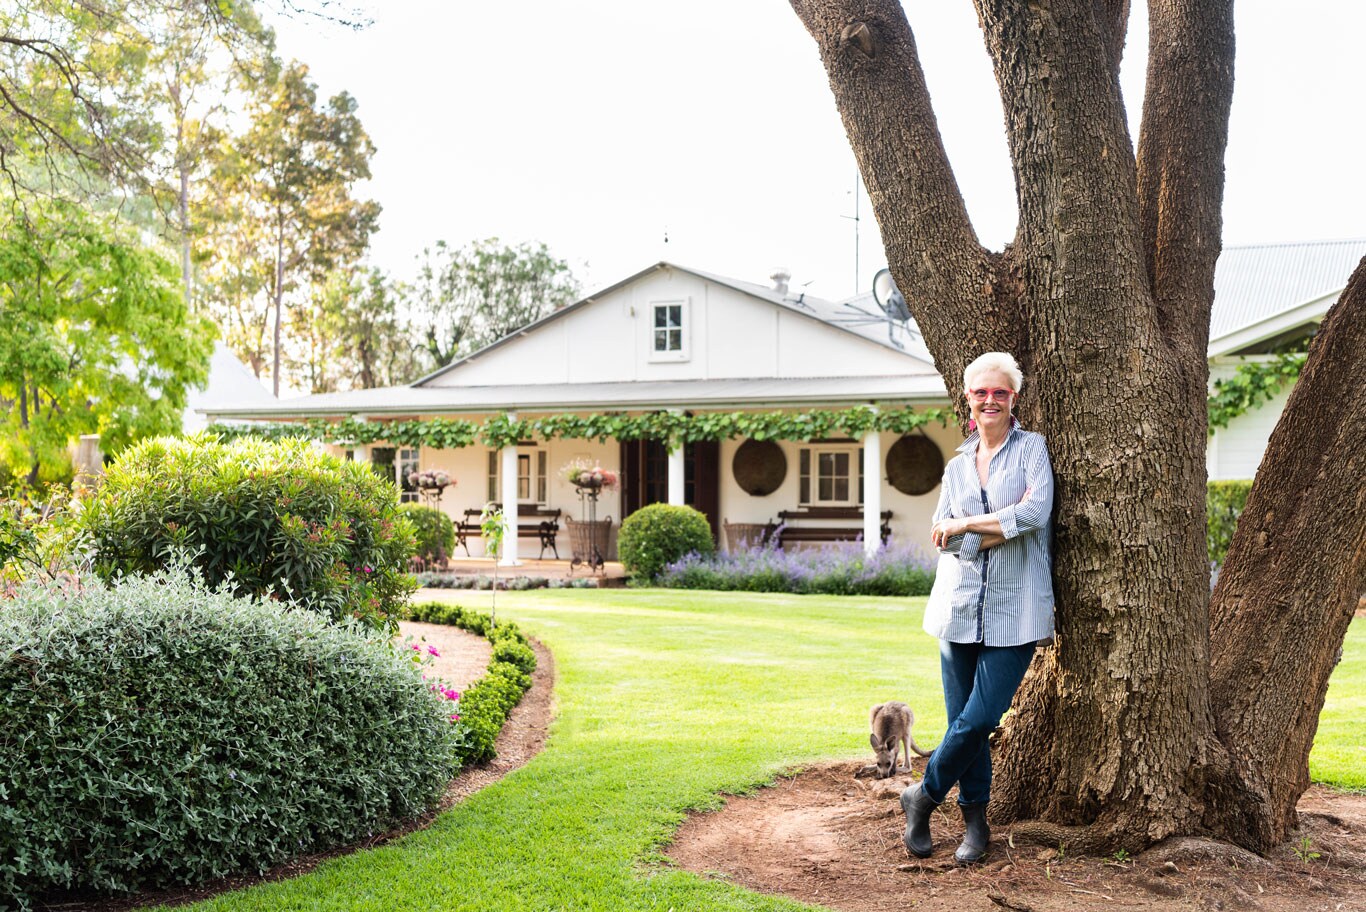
[
  {"left": 1209, "top": 239, "right": 1366, "bottom": 353},
  {"left": 414, "top": 261, "right": 933, "bottom": 387}
]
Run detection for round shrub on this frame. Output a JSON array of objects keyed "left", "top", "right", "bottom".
[
  {"left": 401, "top": 503, "right": 455, "bottom": 566},
  {"left": 617, "top": 503, "right": 714, "bottom": 582},
  {"left": 0, "top": 570, "right": 462, "bottom": 906},
  {"left": 78, "top": 436, "right": 416, "bottom": 629}
]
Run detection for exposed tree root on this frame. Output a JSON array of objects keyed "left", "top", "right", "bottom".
[
  {"left": 1003, "top": 820, "right": 1110, "bottom": 855},
  {"left": 1142, "top": 836, "right": 1272, "bottom": 869}
]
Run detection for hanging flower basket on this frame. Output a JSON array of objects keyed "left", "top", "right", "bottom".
[
  {"left": 562, "top": 462, "right": 618, "bottom": 492},
  {"left": 408, "top": 469, "right": 454, "bottom": 492}
]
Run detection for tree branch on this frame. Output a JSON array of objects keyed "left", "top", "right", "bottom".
[
  {"left": 788, "top": 0, "right": 996, "bottom": 396},
  {"left": 972, "top": 0, "right": 1143, "bottom": 260},
  {"left": 1092, "top": 0, "right": 1131, "bottom": 81},
  {"left": 1207, "top": 257, "right": 1366, "bottom": 851},
  {"left": 1135, "top": 0, "right": 1235, "bottom": 365}
]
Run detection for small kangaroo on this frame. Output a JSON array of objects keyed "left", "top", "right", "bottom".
[{"left": 869, "top": 701, "right": 931, "bottom": 779}]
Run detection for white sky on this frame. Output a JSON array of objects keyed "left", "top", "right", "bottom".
[{"left": 263, "top": 0, "right": 1366, "bottom": 303}]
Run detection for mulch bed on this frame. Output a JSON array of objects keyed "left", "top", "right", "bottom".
[{"left": 665, "top": 758, "right": 1366, "bottom": 912}]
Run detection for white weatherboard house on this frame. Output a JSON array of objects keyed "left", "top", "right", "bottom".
[{"left": 203, "top": 241, "right": 1365, "bottom": 563}]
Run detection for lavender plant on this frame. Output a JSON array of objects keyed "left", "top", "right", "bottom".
[{"left": 657, "top": 535, "right": 936, "bottom": 597}]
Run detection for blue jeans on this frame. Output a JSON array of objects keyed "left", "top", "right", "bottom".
[{"left": 921, "top": 640, "right": 1035, "bottom": 806}]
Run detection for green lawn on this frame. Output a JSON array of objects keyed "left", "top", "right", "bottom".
[{"left": 169, "top": 591, "right": 1365, "bottom": 911}]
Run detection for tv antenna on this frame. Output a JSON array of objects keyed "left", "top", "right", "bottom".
[{"left": 841, "top": 167, "right": 861, "bottom": 294}]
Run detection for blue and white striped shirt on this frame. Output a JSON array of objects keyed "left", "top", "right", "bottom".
[{"left": 923, "top": 425, "right": 1055, "bottom": 647}]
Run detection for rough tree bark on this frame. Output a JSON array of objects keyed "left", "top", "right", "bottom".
[{"left": 789, "top": 0, "right": 1361, "bottom": 854}]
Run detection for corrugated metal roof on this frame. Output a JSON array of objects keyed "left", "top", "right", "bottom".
[
  {"left": 201, "top": 374, "right": 951, "bottom": 420},
  {"left": 1210, "top": 239, "right": 1366, "bottom": 341}
]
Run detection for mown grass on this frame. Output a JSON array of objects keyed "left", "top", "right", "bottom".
[
  {"left": 1311, "top": 611, "right": 1366, "bottom": 790},
  {"left": 168, "top": 591, "right": 1364, "bottom": 911}
]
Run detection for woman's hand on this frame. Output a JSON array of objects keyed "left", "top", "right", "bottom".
[{"left": 931, "top": 517, "right": 965, "bottom": 549}]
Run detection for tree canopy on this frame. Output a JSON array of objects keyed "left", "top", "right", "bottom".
[
  {"left": 412, "top": 238, "right": 580, "bottom": 372},
  {"left": 0, "top": 200, "right": 214, "bottom": 483}
]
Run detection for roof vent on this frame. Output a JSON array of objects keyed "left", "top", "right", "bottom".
[{"left": 770, "top": 267, "right": 791, "bottom": 296}]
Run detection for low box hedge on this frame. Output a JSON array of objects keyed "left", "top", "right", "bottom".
[{"left": 406, "top": 601, "right": 538, "bottom": 765}]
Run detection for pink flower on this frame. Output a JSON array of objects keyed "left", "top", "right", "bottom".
[
  {"left": 410, "top": 643, "right": 421, "bottom": 651},
  {"left": 450, "top": 713, "right": 461, "bottom": 722},
  {"left": 427, "top": 646, "right": 440, "bottom": 657}
]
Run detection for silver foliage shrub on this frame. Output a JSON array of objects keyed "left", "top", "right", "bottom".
[{"left": 0, "top": 570, "right": 463, "bottom": 908}]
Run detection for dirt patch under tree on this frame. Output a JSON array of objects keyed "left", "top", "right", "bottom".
[{"left": 666, "top": 758, "right": 1366, "bottom": 912}]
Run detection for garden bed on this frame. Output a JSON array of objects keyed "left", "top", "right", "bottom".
[{"left": 35, "top": 629, "right": 555, "bottom": 912}]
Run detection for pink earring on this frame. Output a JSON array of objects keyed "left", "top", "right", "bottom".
[{"left": 968, "top": 419, "right": 977, "bottom": 432}]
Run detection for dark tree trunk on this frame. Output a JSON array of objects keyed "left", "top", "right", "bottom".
[
  {"left": 1204, "top": 259, "right": 1366, "bottom": 848},
  {"left": 790, "top": 0, "right": 1356, "bottom": 854}
]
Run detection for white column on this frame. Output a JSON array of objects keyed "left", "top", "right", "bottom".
[
  {"left": 667, "top": 436, "right": 686, "bottom": 507},
  {"left": 863, "top": 427, "right": 883, "bottom": 556},
  {"left": 499, "top": 416, "right": 521, "bottom": 566},
  {"left": 351, "top": 416, "right": 370, "bottom": 464}
]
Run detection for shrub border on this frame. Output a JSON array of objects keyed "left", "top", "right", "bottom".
[{"left": 406, "top": 602, "right": 538, "bottom": 765}]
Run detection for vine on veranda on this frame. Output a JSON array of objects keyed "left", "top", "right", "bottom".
[{"left": 205, "top": 406, "right": 953, "bottom": 450}]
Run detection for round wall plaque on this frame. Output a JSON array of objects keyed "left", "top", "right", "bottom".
[
  {"left": 886, "top": 434, "right": 944, "bottom": 496},
  {"left": 732, "top": 439, "right": 787, "bottom": 497}
]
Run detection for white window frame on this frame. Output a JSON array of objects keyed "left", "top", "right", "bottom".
[
  {"left": 648, "top": 298, "right": 690, "bottom": 362},
  {"left": 798, "top": 444, "right": 864, "bottom": 507},
  {"left": 397, "top": 447, "right": 420, "bottom": 503},
  {"left": 487, "top": 445, "right": 548, "bottom": 505}
]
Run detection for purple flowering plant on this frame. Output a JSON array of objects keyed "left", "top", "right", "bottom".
[{"left": 656, "top": 532, "right": 936, "bottom": 596}]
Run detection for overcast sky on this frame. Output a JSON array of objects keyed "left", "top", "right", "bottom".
[{"left": 263, "top": 0, "right": 1366, "bottom": 303}]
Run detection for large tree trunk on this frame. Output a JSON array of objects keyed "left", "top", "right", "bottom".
[
  {"left": 1203, "top": 259, "right": 1366, "bottom": 848},
  {"left": 791, "top": 0, "right": 1357, "bottom": 854}
]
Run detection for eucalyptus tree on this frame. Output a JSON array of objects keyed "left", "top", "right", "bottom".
[
  {"left": 215, "top": 60, "right": 379, "bottom": 394},
  {"left": 412, "top": 238, "right": 580, "bottom": 371},
  {"left": 789, "top": 0, "right": 1364, "bottom": 854},
  {"left": 293, "top": 267, "right": 423, "bottom": 393}
]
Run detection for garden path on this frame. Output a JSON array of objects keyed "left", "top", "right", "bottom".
[{"left": 398, "top": 620, "right": 492, "bottom": 693}]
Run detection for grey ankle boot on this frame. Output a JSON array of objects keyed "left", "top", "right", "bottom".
[
  {"left": 955, "top": 802, "right": 990, "bottom": 864},
  {"left": 900, "top": 782, "right": 939, "bottom": 858}
]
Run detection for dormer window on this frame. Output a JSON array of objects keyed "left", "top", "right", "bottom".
[{"left": 649, "top": 299, "right": 689, "bottom": 361}]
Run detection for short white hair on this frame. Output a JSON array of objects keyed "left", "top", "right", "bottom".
[{"left": 962, "top": 352, "right": 1024, "bottom": 393}]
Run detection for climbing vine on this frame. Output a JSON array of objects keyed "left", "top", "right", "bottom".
[
  {"left": 1207, "top": 346, "right": 1308, "bottom": 433},
  {"left": 205, "top": 405, "right": 952, "bottom": 450}
]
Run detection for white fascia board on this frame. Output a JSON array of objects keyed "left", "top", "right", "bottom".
[
  {"left": 200, "top": 390, "right": 952, "bottom": 421},
  {"left": 1207, "top": 290, "right": 1337, "bottom": 358}
]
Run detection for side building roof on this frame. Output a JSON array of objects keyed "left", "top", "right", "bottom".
[{"left": 1209, "top": 239, "right": 1366, "bottom": 354}]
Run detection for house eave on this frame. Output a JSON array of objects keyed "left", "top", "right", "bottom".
[{"left": 201, "top": 389, "right": 951, "bottom": 423}]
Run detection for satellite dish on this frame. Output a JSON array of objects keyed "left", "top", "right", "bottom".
[{"left": 872, "top": 268, "right": 911, "bottom": 322}]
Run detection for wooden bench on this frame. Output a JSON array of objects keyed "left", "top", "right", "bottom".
[
  {"left": 456, "top": 506, "right": 562, "bottom": 559},
  {"left": 775, "top": 507, "right": 892, "bottom": 548}
]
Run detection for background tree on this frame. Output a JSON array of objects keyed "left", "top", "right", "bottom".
[
  {"left": 134, "top": 0, "right": 273, "bottom": 303},
  {"left": 412, "top": 237, "right": 579, "bottom": 371},
  {"left": 214, "top": 60, "right": 379, "bottom": 394},
  {"left": 0, "top": 200, "right": 214, "bottom": 484},
  {"left": 789, "top": 0, "right": 1363, "bottom": 854},
  {"left": 291, "top": 267, "right": 423, "bottom": 392}
]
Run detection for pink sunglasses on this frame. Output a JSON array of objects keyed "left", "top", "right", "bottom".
[{"left": 968, "top": 387, "right": 1014, "bottom": 403}]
